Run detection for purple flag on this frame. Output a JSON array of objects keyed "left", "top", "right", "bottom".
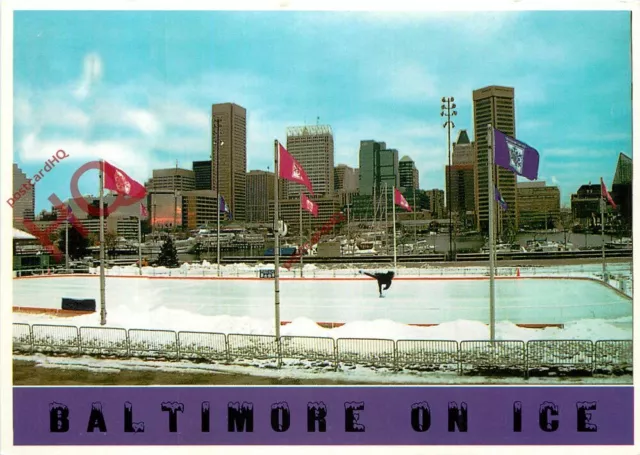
[
  {"left": 493, "top": 128, "right": 540, "bottom": 180},
  {"left": 495, "top": 187, "right": 507, "bottom": 211}
]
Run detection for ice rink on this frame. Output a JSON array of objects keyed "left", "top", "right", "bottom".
[{"left": 13, "top": 275, "right": 632, "bottom": 325}]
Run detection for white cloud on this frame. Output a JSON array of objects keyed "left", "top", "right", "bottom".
[
  {"left": 74, "top": 53, "right": 103, "bottom": 100},
  {"left": 123, "top": 109, "right": 160, "bottom": 136}
]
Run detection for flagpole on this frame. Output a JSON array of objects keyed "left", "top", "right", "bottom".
[
  {"left": 274, "top": 140, "right": 281, "bottom": 343},
  {"left": 138, "top": 207, "right": 143, "bottom": 276},
  {"left": 299, "top": 190, "right": 304, "bottom": 277},
  {"left": 392, "top": 187, "right": 397, "bottom": 271},
  {"left": 65, "top": 214, "right": 69, "bottom": 273},
  {"left": 413, "top": 189, "right": 417, "bottom": 246},
  {"left": 99, "top": 160, "right": 107, "bottom": 326},
  {"left": 487, "top": 124, "right": 496, "bottom": 342},
  {"left": 601, "top": 185, "right": 606, "bottom": 280}
]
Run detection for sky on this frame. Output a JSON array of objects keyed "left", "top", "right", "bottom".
[{"left": 12, "top": 10, "right": 632, "bottom": 213}]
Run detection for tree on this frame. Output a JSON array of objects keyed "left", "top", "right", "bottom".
[
  {"left": 104, "top": 232, "right": 118, "bottom": 259},
  {"left": 57, "top": 225, "right": 89, "bottom": 260},
  {"left": 157, "top": 237, "right": 179, "bottom": 267}
]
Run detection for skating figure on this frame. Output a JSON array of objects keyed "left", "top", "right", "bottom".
[{"left": 359, "top": 270, "right": 395, "bottom": 297}]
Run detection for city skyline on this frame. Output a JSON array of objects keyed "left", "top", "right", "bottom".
[{"left": 12, "top": 10, "right": 632, "bottom": 212}]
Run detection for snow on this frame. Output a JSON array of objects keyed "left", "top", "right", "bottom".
[
  {"left": 14, "top": 354, "right": 632, "bottom": 385},
  {"left": 12, "top": 271, "right": 632, "bottom": 341}
]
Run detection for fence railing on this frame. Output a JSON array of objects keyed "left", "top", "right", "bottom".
[{"left": 12, "top": 323, "right": 632, "bottom": 378}]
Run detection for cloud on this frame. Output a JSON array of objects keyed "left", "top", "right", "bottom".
[
  {"left": 74, "top": 53, "right": 103, "bottom": 100},
  {"left": 123, "top": 109, "right": 160, "bottom": 136}
]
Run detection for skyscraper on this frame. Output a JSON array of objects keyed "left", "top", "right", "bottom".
[
  {"left": 213, "top": 103, "right": 247, "bottom": 221},
  {"left": 399, "top": 156, "right": 418, "bottom": 190},
  {"left": 358, "top": 140, "right": 386, "bottom": 196},
  {"left": 446, "top": 130, "right": 476, "bottom": 228},
  {"left": 12, "top": 164, "right": 35, "bottom": 225},
  {"left": 246, "top": 170, "right": 275, "bottom": 222},
  {"left": 334, "top": 164, "right": 358, "bottom": 193},
  {"left": 473, "top": 86, "right": 517, "bottom": 233},
  {"left": 285, "top": 125, "right": 334, "bottom": 199},
  {"left": 193, "top": 160, "right": 213, "bottom": 190}
]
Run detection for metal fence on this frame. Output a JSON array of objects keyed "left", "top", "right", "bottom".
[{"left": 12, "top": 322, "right": 633, "bottom": 378}]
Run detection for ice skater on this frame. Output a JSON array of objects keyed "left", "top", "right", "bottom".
[{"left": 359, "top": 270, "right": 395, "bottom": 297}]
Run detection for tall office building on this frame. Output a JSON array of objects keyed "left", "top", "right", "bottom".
[
  {"left": 12, "top": 164, "right": 35, "bottom": 226},
  {"left": 399, "top": 156, "right": 418, "bottom": 191},
  {"left": 193, "top": 160, "right": 213, "bottom": 190},
  {"left": 612, "top": 152, "right": 632, "bottom": 228},
  {"left": 613, "top": 152, "right": 632, "bottom": 185},
  {"left": 473, "top": 86, "right": 517, "bottom": 233},
  {"left": 213, "top": 103, "right": 247, "bottom": 221},
  {"left": 425, "top": 189, "right": 445, "bottom": 219},
  {"left": 517, "top": 181, "right": 560, "bottom": 229},
  {"left": 446, "top": 130, "right": 476, "bottom": 228},
  {"left": 334, "top": 164, "right": 359, "bottom": 193},
  {"left": 285, "top": 125, "right": 335, "bottom": 199},
  {"left": 452, "top": 130, "right": 474, "bottom": 165},
  {"left": 246, "top": 170, "right": 275, "bottom": 223},
  {"left": 145, "top": 168, "right": 195, "bottom": 229},
  {"left": 146, "top": 168, "right": 196, "bottom": 191},
  {"left": 358, "top": 140, "right": 386, "bottom": 196}
]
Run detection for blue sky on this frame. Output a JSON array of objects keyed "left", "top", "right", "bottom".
[{"left": 13, "top": 10, "right": 632, "bottom": 212}]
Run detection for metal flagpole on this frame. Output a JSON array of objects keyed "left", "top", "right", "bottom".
[
  {"left": 487, "top": 124, "right": 496, "bottom": 342},
  {"left": 99, "top": 160, "right": 107, "bottom": 326},
  {"left": 413, "top": 189, "right": 417, "bottom": 245},
  {"left": 274, "top": 140, "right": 281, "bottom": 342},
  {"left": 393, "top": 186, "right": 398, "bottom": 271},
  {"left": 65, "top": 212, "right": 69, "bottom": 273},
  {"left": 299, "top": 190, "right": 304, "bottom": 277},
  {"left": 138, "top": 207, "right": 143, "bottom": 276},
  {"left": 601, "top": 191, "right": 606, "bottom": 280}
]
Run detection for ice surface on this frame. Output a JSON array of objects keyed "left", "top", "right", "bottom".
[{"left": 12, "top": 273, "right": 632, "bottom": 341}]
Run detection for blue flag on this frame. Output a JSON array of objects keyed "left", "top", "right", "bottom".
[{"left": 495, "top": 188, "right": 508, "bottom": 211}]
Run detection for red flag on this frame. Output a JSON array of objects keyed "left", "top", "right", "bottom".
[
  {"left": 278, "top": 143, "right": 314, "bottom": 195},
  {"left": 394, "top": 187, "right": 412, "bottom": 212},
  {"left": 140, "top": 202, "right": 148, "bottom": 218},
  {"left": 601, "top": 177, "right": 617, "bottom": 209},
  {"left": 103, "top": 161, "right": 146, "bottom": 199},
  {"left": 301, "top": 193, "right": 319, "bottom": 217}
]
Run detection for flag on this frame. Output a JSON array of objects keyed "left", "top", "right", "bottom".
[
  {"left": 495, "top": 187, "right": 508, "bottom": 211},
  {"left": 140, "top": 202, "right": 148, "bottom": 218},
  {"left": 493, "top": 129, "right": 540, "bottom": 181},
  {"left": 394, "top": 187, "right": 412, "bottom": 212},
  {"left": 601, "top": 177, "right": 617, "bottom": 209},
  {"left": 219, "top": 196, "right": 233, "bottom": 220},
  {"left": 103, "top": 161, "right": 147, "bottom": 198},
  {"left": 66, "top": 205, "right": 73, "bottom": 221},
  {"left": 301, "top": 193, "right": 319, "bottom": 217},
  {"left": 278, "top": 143, "right": 314, "bottom": 195}
]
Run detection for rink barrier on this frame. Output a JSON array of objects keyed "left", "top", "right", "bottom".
[
  {"left": 526, "top": 340, "right": 594, "bottom": 377},
  {"left": 458, "top": 340, "right": 526, "bottom": 377},
  {"left": 11, "top": 323, "right": 633, "bottom": 378}
]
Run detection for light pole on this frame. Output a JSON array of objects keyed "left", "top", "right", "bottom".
[{"left": 441, "top": 97, "right": 457, "bottom": 261}]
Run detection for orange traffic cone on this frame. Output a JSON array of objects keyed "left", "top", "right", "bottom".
[{"left": 516, "top": 267, "right": 520, "bottom": 278}]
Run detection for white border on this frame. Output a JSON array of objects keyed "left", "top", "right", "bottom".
[{"left": 1, "top": 1, "right": 638, "bottom": 454}]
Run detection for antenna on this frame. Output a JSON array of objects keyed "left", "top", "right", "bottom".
[{"left": 317, "top": 116, "right": 319, "bottom": 125}]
